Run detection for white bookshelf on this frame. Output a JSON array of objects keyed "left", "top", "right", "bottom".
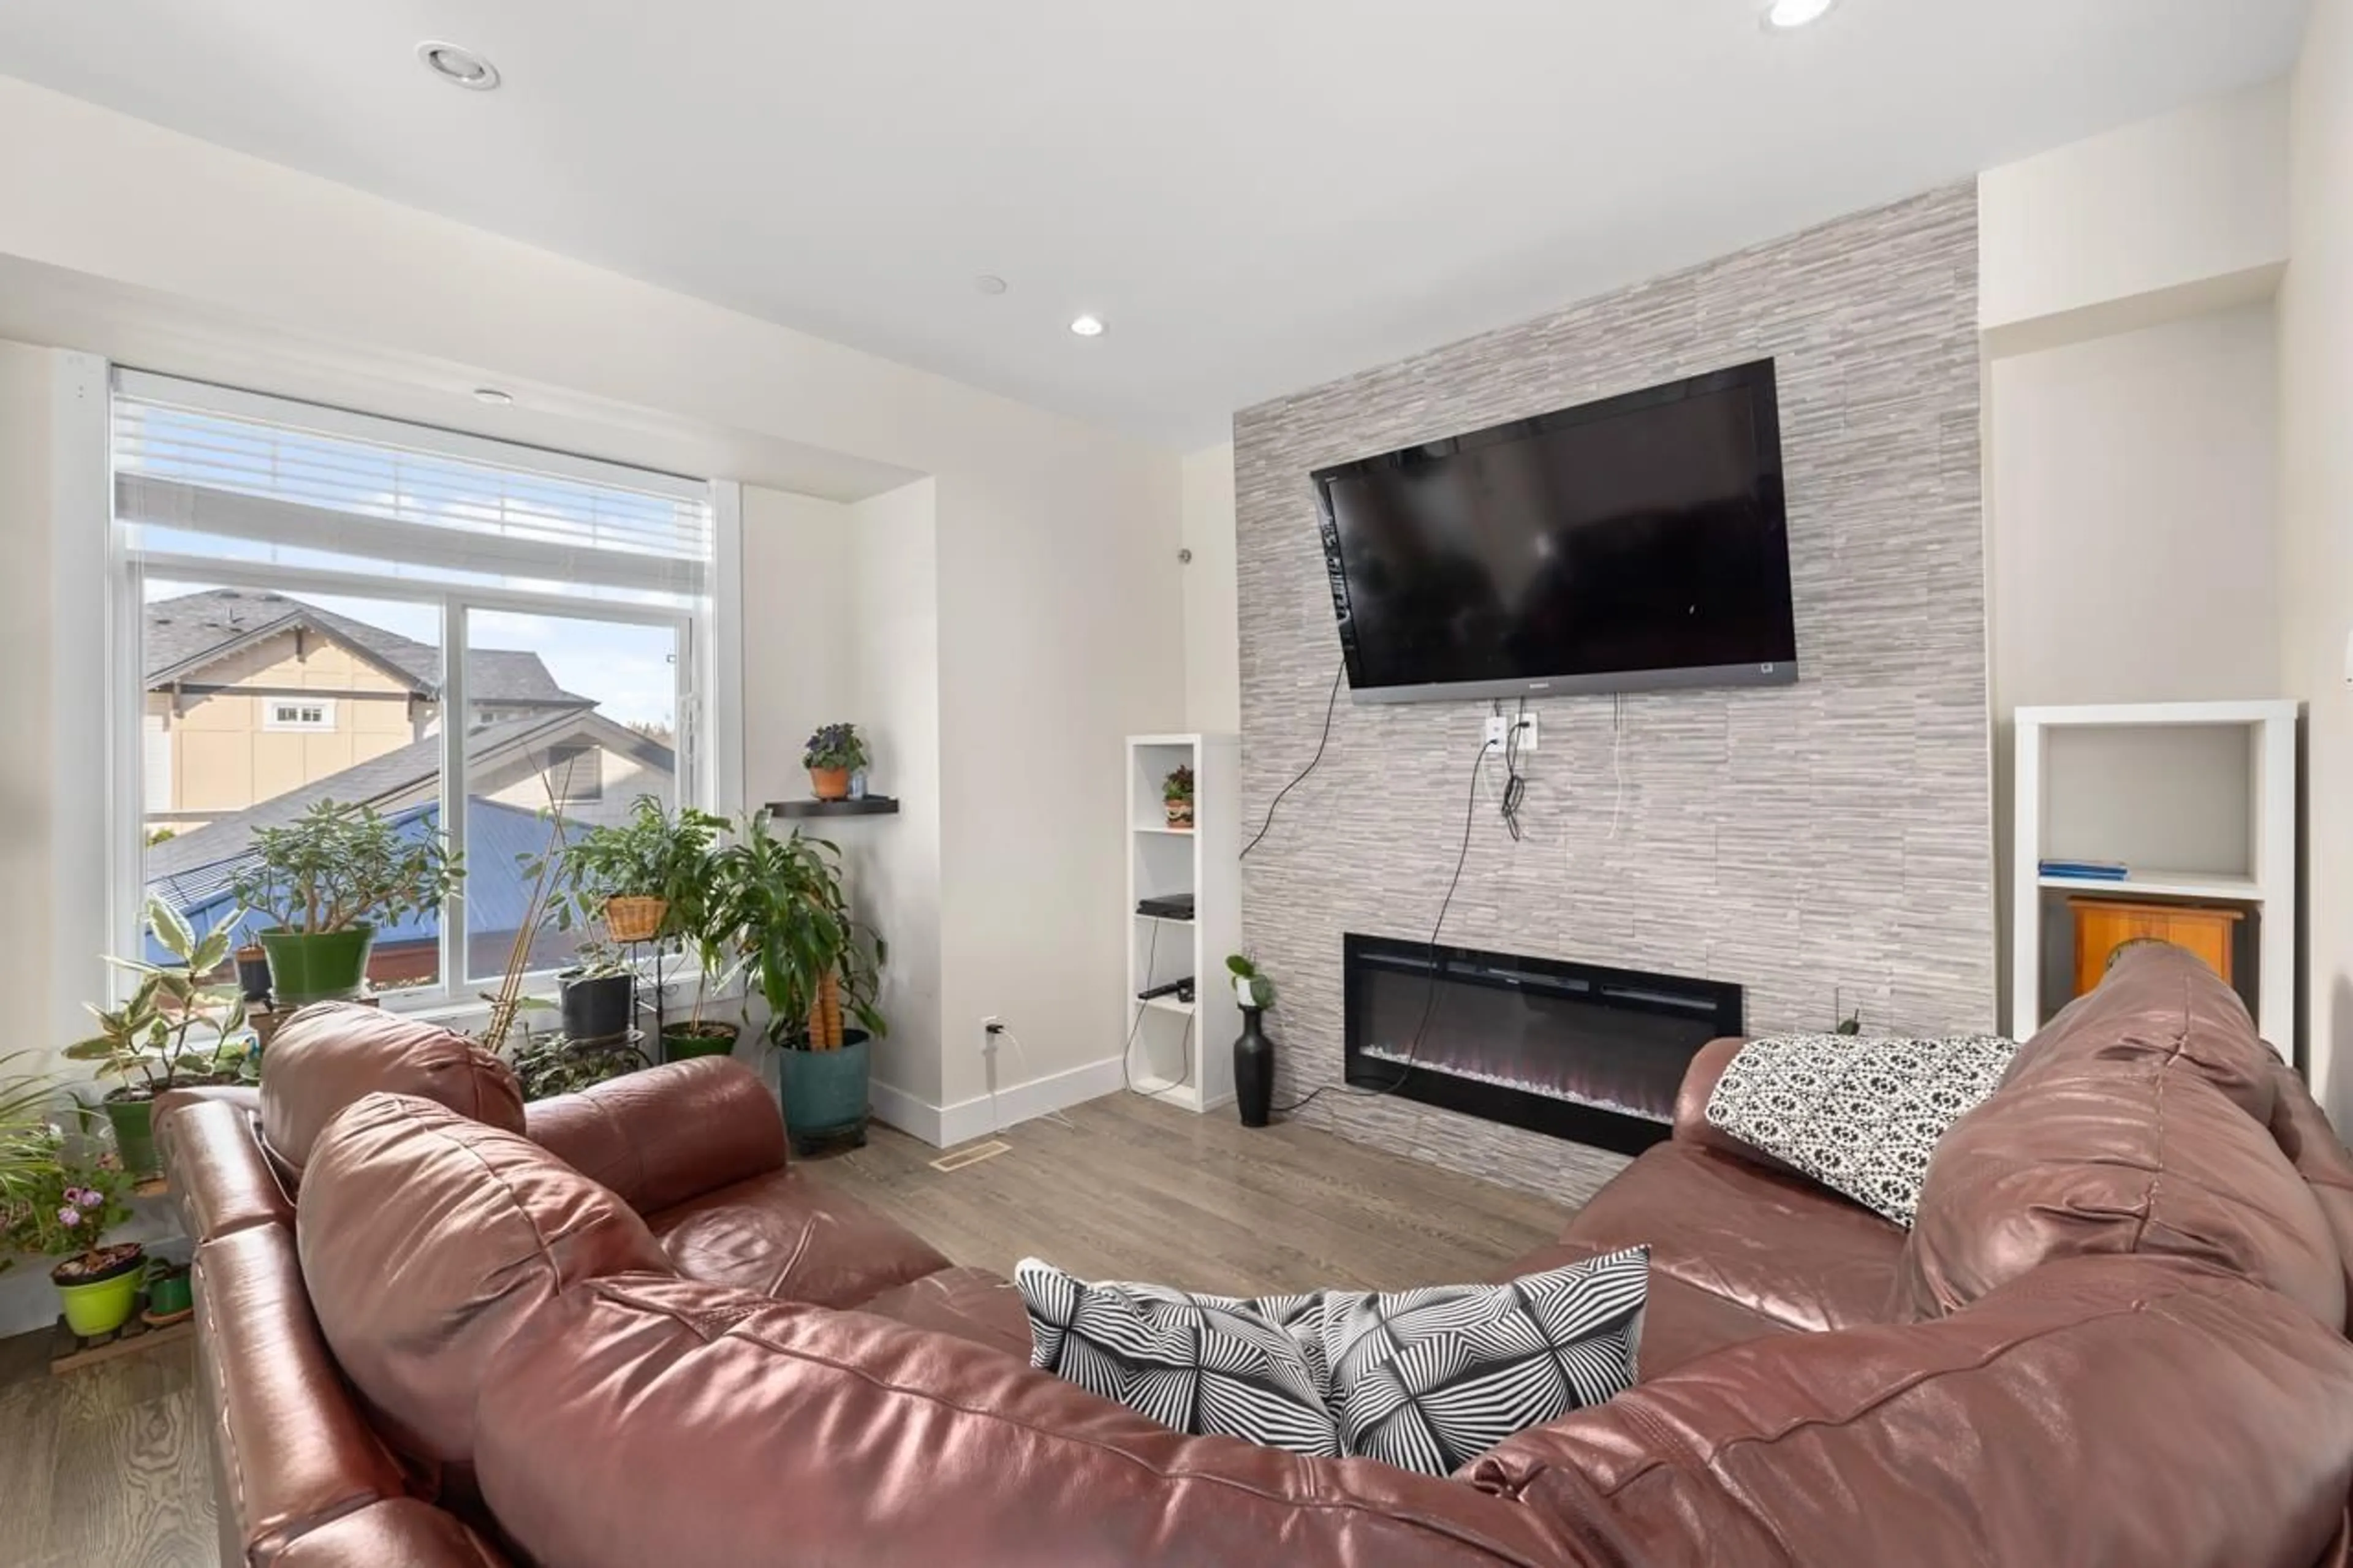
[
  {"left": 1124, "top": 734, "right": 1241, "bottom": 1113},
  {"left": 2011, "top": 700, "right": 2297, "bottom": 1047}
]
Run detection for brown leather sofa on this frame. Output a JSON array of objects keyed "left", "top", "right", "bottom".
[{"left": 161, "top": 945, "right": 2353, "bottom": 1566}]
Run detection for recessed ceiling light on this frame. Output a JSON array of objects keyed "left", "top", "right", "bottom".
[
  {"left": 471, "top": 387, "right": 514, "bottom": 406},
  {"left": 1069, "top": 314, "right": 1107, "bottom": 338},
  {"left": 417, "top": 41, "right": 501, "bottom": 90},
  {"left": 1763, "top": 0, "right": 1837, "bottom": 28},
  {"left": 974, "top": 275, "right": 1009, "bottom": 296}
]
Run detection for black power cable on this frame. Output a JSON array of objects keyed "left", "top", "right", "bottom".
[
  {"left": 1272, "top": 737, "right": 1498, "bottom": 1118},
  {"left": 1239, "top": 660, "right": 1346, "bottom": 862},
  {"left": 1122, "top": 920, "right": 1192, "bottom": 1101}
]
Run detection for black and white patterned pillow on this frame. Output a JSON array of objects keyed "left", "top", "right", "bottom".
[
  {"left": 1705, "top": 1033, "right": 2017, "bottom": 1226},
  {"left": 1015, "top": 1247, "right": 1647, "bottom": 1476}
]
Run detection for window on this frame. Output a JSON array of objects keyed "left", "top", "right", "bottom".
[
  {"left": 112, "top": 371, "right": 724, "bottom": 1006},
  {"left": 263, "top": 699, "right": 337, "bottom": 732}
]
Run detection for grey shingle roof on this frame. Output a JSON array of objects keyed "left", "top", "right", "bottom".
[{"left": 143, "top": 589, "right": 585, "bottom": 706}]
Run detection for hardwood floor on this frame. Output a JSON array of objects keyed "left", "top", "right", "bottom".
[{"left": 0, "top": 1091, "right": 1600, "bottom": 1566}]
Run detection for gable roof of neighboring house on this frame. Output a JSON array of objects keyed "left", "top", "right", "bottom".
[
  {"left": 144, "top": 706, "right": 676, "bottom": 910},
  {"left": 143, "top": 588, "right": 586, "bottom": 707}
]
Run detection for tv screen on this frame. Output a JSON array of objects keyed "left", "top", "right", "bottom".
[{"left": 1311, "top": 360, "right": 1798, "bottom": 703}]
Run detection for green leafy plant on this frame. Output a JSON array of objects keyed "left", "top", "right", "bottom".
[
  {"left": 1164, "top": 765, "right": 1194, "bottom": 804},
  {"left": 0, "top": 1054, "right": 62, "bottom": 1204},
  {"left": 230, "top": 799, "right": 463, "bottom": 934},
  {"left": 802, "top": 723, "right": 869, "bottom": 773},
  {"left": 506, "top": 1031, "right": 651, "bottom": 1100},
  {"left": 1833, "top": 988, "right": 1860, "bottom": 1036},
  {"left": 536, "top": 795, "right": 729, "bottom": 942},
  {"left": 63, "top": 898, "right": 252, "bottom": 1098},
  {"left": 1226, "top": 953, "right": 1275, "bottom": 1009},
  {"left": 716, "top": 812, "right": 885, "bottom": 1049},
  {"left": 0, "top": 1133, "right": 132, "bottom": 1276}
]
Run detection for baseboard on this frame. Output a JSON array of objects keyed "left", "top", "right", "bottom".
[{"left": 868, "top": 1055, "right": 1126, "bottom": 1149}]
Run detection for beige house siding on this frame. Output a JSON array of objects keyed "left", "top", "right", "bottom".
[
  {"left": 479, "top": 739, "right": 667, "bottom": 831},
  {"left": 146, "top": 629, "right": 422, "bottom": 829}
]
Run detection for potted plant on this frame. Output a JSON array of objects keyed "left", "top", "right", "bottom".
[
  {"left": 718, "top": 812, "right": 885, "bottom": 1151},
  {"left": 546, "top": 795, "right": 729, "bottom": 947},
  {"left": 230, "top": 799, "right": 463, "bottom": 1004},
  {"left": 1164, "top": 765, "right": 1195, "bottom": 830},
  {"left": 233, "top": 943, "right": 272, "bottom": 1006},
  {"left": 1226, "top": 954, "right": 1276, "bottom": 1129},
  {"left": 557, "top": 943, "right": 635, "bottom": 1044},
  {"left": 1, "top": 1133, "right": 140, "bottom": 1338},
  {"left": 803, "top": 724, "right": 870, "bottom": 803},
  {"left": 507, "top": 1029, "right": 653, "bottom": 1100},
  {"left": 63, "top": 898, "right": 252, "bottom": 1178},
  {"left": 144, "top": 1255, "right": 194, "bottom": 1325}
]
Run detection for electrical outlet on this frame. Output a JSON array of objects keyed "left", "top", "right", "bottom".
[
  {"left": 1484, "top": 714, "right": 1538, "bottom": 752},
  {"left": 980, "top": 1016, "right": 1004, "bottom": 1052}
]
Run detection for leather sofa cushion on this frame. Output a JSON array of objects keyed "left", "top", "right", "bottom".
[
  {"left": 855, "top": 1265, "right": 1036, "bottom": 1361},
  {"left": 1472, "top": 1256, "right": 2353, "bottom": 1568},
  {"left": 1504, "top": 1240, "right": 1794, "bottom": 1379},
  {"left": 524, "top": 1057, "right": 787, "bottom": 1214},
  {"left": 474, "top": 1275, "right": 1596, "bottom": 1568},
  {"left": 297, "top": 1093, "right": 673, "bottom": 1469},
  {"left": 645, "top": 1165, "right": 950, "bottom": 1306},
  {"left": 263, "top": 1004, "right": 525, "bottom": 1176},
  {"left": 269, "top": 1499, "right": 508, "bottom": 1566},
  {"left": 2270, "top": 1061, "right": 2353, "bottom": 1325},
  {"left": 1901, "top": 949, "right": 2343, "bottom": 1327},
  {"left": 1562, "top": 1139, "right": 1904, "bottom": 1332}
]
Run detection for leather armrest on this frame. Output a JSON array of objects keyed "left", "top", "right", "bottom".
[
  {"left": 526, "top": 1056, "right": 787, "bottom": 1214},
  {"left": 157, "top": 1082, "right": 263, "bottom": 1120},
  {"left": 1672, "top": 1037, "right": 1802, "bottom": 1176},
  {"left": 272, "top": 1499, "right": 508, "bottom": 1566},
  {"left": 156, "top": 1096, "right": 295, "bottom": 1243}
]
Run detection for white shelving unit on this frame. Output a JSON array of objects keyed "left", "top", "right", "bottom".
[
  {"left": 2012, "top": 700, "right": 2298, "bottom": 1047},
  {"left": 1124, "top": 734, "right": 1241, "bottom": 1113}
]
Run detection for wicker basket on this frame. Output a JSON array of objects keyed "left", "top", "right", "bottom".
[{"left": 604, "top": 896, "right": 669, "bottom": 944}]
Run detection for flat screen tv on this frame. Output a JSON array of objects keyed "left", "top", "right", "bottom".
[{"left": 1311, "top": 359, "right": 1798, "bottom": 703}]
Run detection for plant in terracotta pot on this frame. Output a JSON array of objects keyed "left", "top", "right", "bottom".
[
  {"left": 1164, "top": 765, "right": 1195, "bottom": 830},
  {"left": 717, "top": 812, "right": 885, "bottom": 1153},
  {"left": 63, "top": 898, "right": 252, "bottom": 1178},
  {"left": 1, "top": 1130, "right": 140, "bottom": 1338},
  {"left": 803, "top": 724, "right": 870, "bottom": 803},
  {"left": 230, "top": 799, "right": 463, "bottom": 1004}
]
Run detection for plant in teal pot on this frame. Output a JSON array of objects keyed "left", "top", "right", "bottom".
[
  {"left": 717, "top": 812, "right": 885, "bottom": 1155},
  {"left": 232, "top": 800, "right": 463, "bottom": 1005},
  {"left": 1, "top": 1129, "right": 140, "bottom": 1338},
  {"left": 63, "top": 898, "right": 252, "bottom": 1178}
]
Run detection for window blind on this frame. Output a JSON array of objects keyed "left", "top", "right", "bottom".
[{"left": 112, "top": 371, "right": 713, "bottom": 602}]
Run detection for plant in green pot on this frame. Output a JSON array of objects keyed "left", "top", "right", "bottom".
[
  {"left": 230, "top": 800, "right": 463, "bottom": 1004},
  {"left": 719, "top": 812, "right": 885, "bottom": 1153},
  {"left": 1, "top": 1128, "right": 140, "bottom": 1338},
  {"left": 63, "top": 898, "right": 252, "bottom": 1178}
]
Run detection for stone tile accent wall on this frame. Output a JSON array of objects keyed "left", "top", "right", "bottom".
[{"left": 1233, "top": 184, "right": 1992, "bottom": 1198}]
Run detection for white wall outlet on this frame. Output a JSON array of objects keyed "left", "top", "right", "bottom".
[
  {"left": 980, "top": 1016, "right": 1004, "bottom": 1052},
  {"left": 1485, "top": 714, "right": 1539, "bottom": 751}
]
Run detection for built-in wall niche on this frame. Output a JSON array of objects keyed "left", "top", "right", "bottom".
[{"left": 2011, "top": 702, "right": 2296, "bottom": 1047}]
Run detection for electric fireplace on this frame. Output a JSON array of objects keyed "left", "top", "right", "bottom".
[{"left": 1343, "top": 933, "right": 1743, "bottom": 1155}]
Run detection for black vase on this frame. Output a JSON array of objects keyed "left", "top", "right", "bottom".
[{"left": 1234, "top": 1006, "right": 1273, "bottom": 1129}]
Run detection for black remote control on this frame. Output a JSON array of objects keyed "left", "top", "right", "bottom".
[{"left": 1137, "top": 976, "right": 1194, "bottom": 1002}]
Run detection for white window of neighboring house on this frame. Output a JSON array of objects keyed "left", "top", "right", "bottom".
[
  {"left": 142, "top": 712, "right": 172, "bottom": 808},
  {"left": 263, "top": 699, "right": 337, "bottom": 732},
  {"left": 111, "top": 369, "right": 729, "bottom": 1007}
]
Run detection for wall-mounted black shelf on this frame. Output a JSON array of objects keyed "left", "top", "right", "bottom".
[{"left": 768, "top": 796, "right": 901, "bottom": 819}]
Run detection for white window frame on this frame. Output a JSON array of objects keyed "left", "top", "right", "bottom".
[
  {"left": 262, "top": 697, "right": 337, "bottom": 732},
  {"left": 56, "top": 365, "right": 745, "bottom": 1025}
]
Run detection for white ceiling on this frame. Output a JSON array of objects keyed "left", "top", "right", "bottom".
[{"left": 0, "top": 1, "right": 2312, "bottom": 447}]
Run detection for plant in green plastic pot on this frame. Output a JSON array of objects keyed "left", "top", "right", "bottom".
[
  {"left": 0, "top": 1124, "right": 140, "bottom": 1338},
  {"left": 62, "top": 898, "right": 252, "bottom": 1178},
  {"left": 231, "top": 799, "right": 463, "bottom": 1005}
]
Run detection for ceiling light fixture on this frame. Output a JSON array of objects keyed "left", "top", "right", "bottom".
[
  {"left": 417, "top": 41, "right": 501, "bottom": 90},
  {"left": 471, "top": 387, "right": 514, "bottom": 406},
  {"left": 1069, "top": 314, "right": 1107, "bottom": 338},
  {"left": 1763, "top": 0, "right": 1837, "bottom": 28},
  {"left": 974, "top": 275, "right": 1009, "bottom": 296}
]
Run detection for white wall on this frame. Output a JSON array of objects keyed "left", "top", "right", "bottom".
[
  {"left": 1980, "top": 78, "right": 2290, "bottom": 337},
  {"left": 2283, "top": 0, "right": 2353, "bottom": 1120},
  {"left": 847, "top": 480, "right": 946, "bottom": 1112},
  {"left": 0, "top": 343, "right": 56, "bottom": 1067},
  {"left": 740, "top": 487, "right": 853, "bottom": 803},
  {"left": 1181, "top": 442, "right": 1241, "bottom": 735},
  {"left": 0, "top": 77, "right": 1186, "bottom": 1129}
]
